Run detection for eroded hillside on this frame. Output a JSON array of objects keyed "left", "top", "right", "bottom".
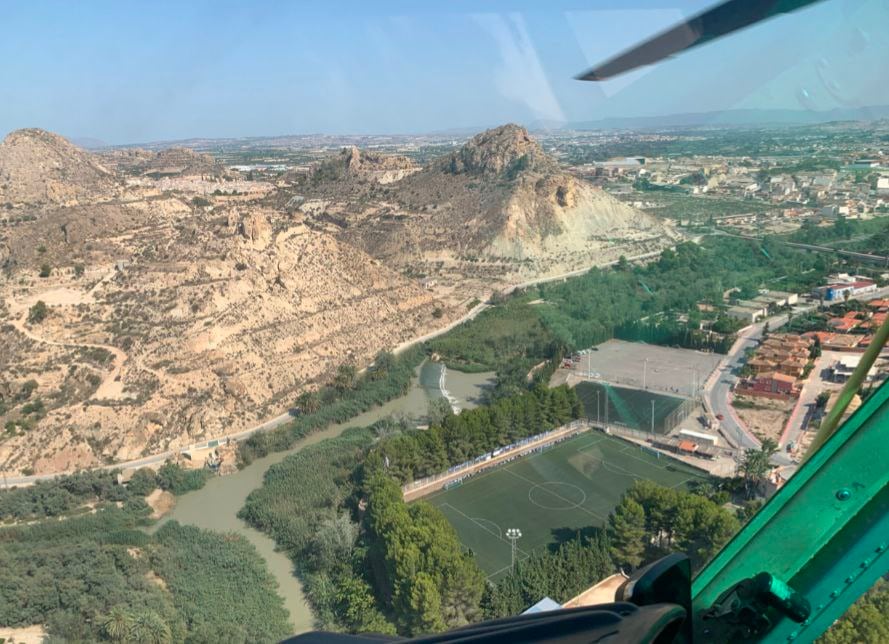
[
  {"left": 0, "top": 129, "right": 120, "bottom": 208},
  {"left": 0, "top": 131, "right": 452, "bottom": 475},
  {"left": 286, "top": 124, "right": 678, "bottom": 292},
  {"left": 0, "top": 125, "right": 678, "bottom": 476}
]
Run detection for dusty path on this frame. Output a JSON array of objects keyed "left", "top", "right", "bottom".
[{"left": 8, "top": 308, "right": 130, "bottom": 400}]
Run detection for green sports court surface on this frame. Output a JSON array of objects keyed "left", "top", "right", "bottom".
[{"left": 422, "top": 431, "right": 707, "bottom": 580}]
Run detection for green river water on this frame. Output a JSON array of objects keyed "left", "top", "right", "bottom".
[{"left": 150, "top": 362, "right": 495, "bottom": 634}]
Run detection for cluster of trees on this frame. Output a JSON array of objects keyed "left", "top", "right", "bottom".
[
  {"left": 481, "top": 532, "right": 614, "bottom": 619},
  {"left": 426, "top": 297, "right": 557, "bottom": 374},
  {"left": 739, "top": 439, "right": 778, "bottom": 499},
  {"left": 240, "top": 427, "right": 391, "bottom": 633},
  {"left": 616, "top": 318, "right": 736, "bottom": 354},
  {"left": 149, "top": 522, "right": 291, "bottom": 642},
  {"left": 0, "top": 463, "right": 209, "bottom": 522},
  {"left": 545, "top": 237, "right": 827, "bottom": 335},
  {"left": 368, "top": 385, "right": 583, "bottom": 484},
  {"left": 789, "top": 217, "right": 859, "bottom": 245},
  {"left": 364, "top": 473, "right": 486, "bottom": 635},
  {"left": 0, "top": 506, "right": 290, "bottom": 643},
  {"left": 821, "top": 580, "right": 889, "bottom": 644},
  {"left": 240, "top": 381, "right": 584, "bottom": 637},
  {"left": 431, "top": 238, "right": 831, "bottom": 378},
  {"left": 27, "top": 300, "right": 48, "bottom": 323},
  {"left": 608, "top": 480, "right": 740, "bottom": 572},
  {"left": 240, "top": 427, "right": 375, "bottom": 559},
  {"left": 239, "top": 348, "right": 424, "bottom": 463}
]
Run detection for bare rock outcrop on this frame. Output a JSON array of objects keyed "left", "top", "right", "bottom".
[
  {"left": 238, "top": 211, "right": 272, "bottom": 248},
  {"left": 314, "top": 124, "right": 678, "bottom": 282},
  {"left": 100, "top": 146, "right": 227, "bottom": 178}
]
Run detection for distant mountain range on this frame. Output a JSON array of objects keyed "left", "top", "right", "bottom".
[{"left": 530, "top": 105, "right": 889, "bottom": 132}]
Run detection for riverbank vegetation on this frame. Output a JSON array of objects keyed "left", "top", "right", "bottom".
[
  {"left": 239, "top": 384, "right": 582, "bottom": 635},
  {"left": 239, "top": 347, "right": 425, "bottom": 464},
  {"left": 240, "top": 427, "right": 394, "bottom": 633},
  {"left": 364, "top": 474, "right": 486, "bottom": 634},
  {"left": 0, "top": 505, "right": 291, "bottom": 643},
  {"left": 239, "top": 412, "right": 738, "bottom": 637},
  {"left": 0, "top": 463, "right": 209, "bottom": 523}
]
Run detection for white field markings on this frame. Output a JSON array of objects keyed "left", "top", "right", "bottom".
[
  {"left": 424, "top": 433, "right": 600, "bottom": 503},
  {"left": 471, "top": 516, "right": 503, "bottom": 539},
  {"left": 500, "top": 466, "right": 604, "bottom": 522},
  {"left": 670, "top": 476, "right": 698, "bottom": 490},
  {"left": 440, "top": 502, "right": 531, "bottom": 558},
  {"left": 574, "top": 435, "right": 706, "bottom": 490}
]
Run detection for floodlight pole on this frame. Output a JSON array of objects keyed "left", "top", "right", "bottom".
[
  {"left": 643, "top": 358, "right": 648, "bottom": 389},
  {"left": 506, "top": 528, "right": 522, "bottom": 571},
  {"left": 651, "top": 400, "right": 655, "bottom": 433},
  {"left": 596, "top": 390, "right": 601, "bottom": 426}
]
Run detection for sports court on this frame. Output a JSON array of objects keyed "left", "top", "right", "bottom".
[
  {"left": 575, "top": 340, "right": 722, "bottom": 398},
  {"left": 423, "top": 431, "right": 707, "bottom": 580},
  {"left": 575, "top": 381, "right": 694, "bottom": 435}
]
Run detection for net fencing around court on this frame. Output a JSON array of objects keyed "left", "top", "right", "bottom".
[{"left": 576, "top": 381, "right": 695, "bottom": 435}]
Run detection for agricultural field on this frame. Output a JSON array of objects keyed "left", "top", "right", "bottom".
[{"left": 423, "top": 431, "right": 707, "bottom": 580}]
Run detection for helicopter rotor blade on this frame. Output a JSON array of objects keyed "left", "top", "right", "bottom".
[{"left": 576, "top": 0, "right": 825, "bottom": 81}]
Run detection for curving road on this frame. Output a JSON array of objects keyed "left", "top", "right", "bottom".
[{"left": 704, "top": 286, "right": 889, "bottom": 467}]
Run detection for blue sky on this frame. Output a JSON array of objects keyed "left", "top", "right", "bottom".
[{"left": 2, "top": 0, "right": 888, "bottom": 144}]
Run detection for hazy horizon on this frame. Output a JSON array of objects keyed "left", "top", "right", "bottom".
[{"left": 3, "top": 0, "right": 889, "bottom": 144}]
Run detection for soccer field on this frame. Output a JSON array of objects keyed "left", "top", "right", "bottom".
[{"left": 423, "top": 431, "right": 707, "bottom": 580}]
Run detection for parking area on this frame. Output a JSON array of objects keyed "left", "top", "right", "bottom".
[{"left": 569, "top": 340, "right": 723, "bottom": 398}]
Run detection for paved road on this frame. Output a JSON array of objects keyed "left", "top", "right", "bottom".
[
  {"left": 2, "top": 248, "right": 674, "bottom": 489},
  {"left": 778, "top": 352, "right": 833, "bottom": 452},
  {"left": 704, "top": 306, "right": 813, "bottom": 451},
  {"left": 704, "top": 285, "right": 889, "bottom": 467}
]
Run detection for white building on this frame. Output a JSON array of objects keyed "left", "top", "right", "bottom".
[{"left": 832, "top": 354, "right": 879, "bottom": 382}]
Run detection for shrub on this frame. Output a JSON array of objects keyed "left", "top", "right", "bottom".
[
  {"left": 127, "top": 468, "right": 158, "bottom": 497},
  {"left": 27, "top": 300, "right": 48, "bottom": 324}
]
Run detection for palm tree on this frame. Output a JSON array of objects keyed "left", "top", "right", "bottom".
[
  {"left": 101, "top": 606, "right": 135, "bottom": 642},
  {"left": 296, "top": 390, "right": 321, "bottom": 415},
  {"left": 129, "top": 610, "right": 171, "bottom": 644}
]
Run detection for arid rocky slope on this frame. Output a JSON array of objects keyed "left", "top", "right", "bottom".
[
  {"left": 99, "top": 146, "right": 229, "bottom": 178},
  {"left": 289, "top": 146, "right": 418, "bottom": 188},
  {"left": 288, "top": 124, "right": 677, "bottom": 290},
  {"left": 0, "top": 125, "right": 678, "bottom": 476},
  {"left": 0, "top": 129, "right": 120, "bottom": 208},
  {"left": 0, "top": 130, "right": 451, "bottom": 475}
]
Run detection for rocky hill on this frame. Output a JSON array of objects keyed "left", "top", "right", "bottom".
[
  {"left": 288, "top": 146, "right": 418, "bottom": 191},
  {"left": 295, "top": 124, "right": 677, "bottom": 288},
  {"left": 0, "top": 133, "right": 452, "bottom": 476},
  {"left": 100, "top": 146, "right": 228, "bottom": 178},
  {"left": 0, "top": 125, "right": 678, "bottom": 475},
  {"left": 0, "top": 129, "right": 120, "bottom": 208}
]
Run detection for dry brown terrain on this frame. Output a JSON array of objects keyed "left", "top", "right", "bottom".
[
  {"left": 0, "top": 130, "right": 453, "bottom": 475},
  {"left": 0, "top": 125, "right": 678, "bottom": 476},
  {"left": 282, "top": 124, "right": 678, "bottom": 295},
  {"left": 733, "top": 395, "right": 794, "bottom": 443}
]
